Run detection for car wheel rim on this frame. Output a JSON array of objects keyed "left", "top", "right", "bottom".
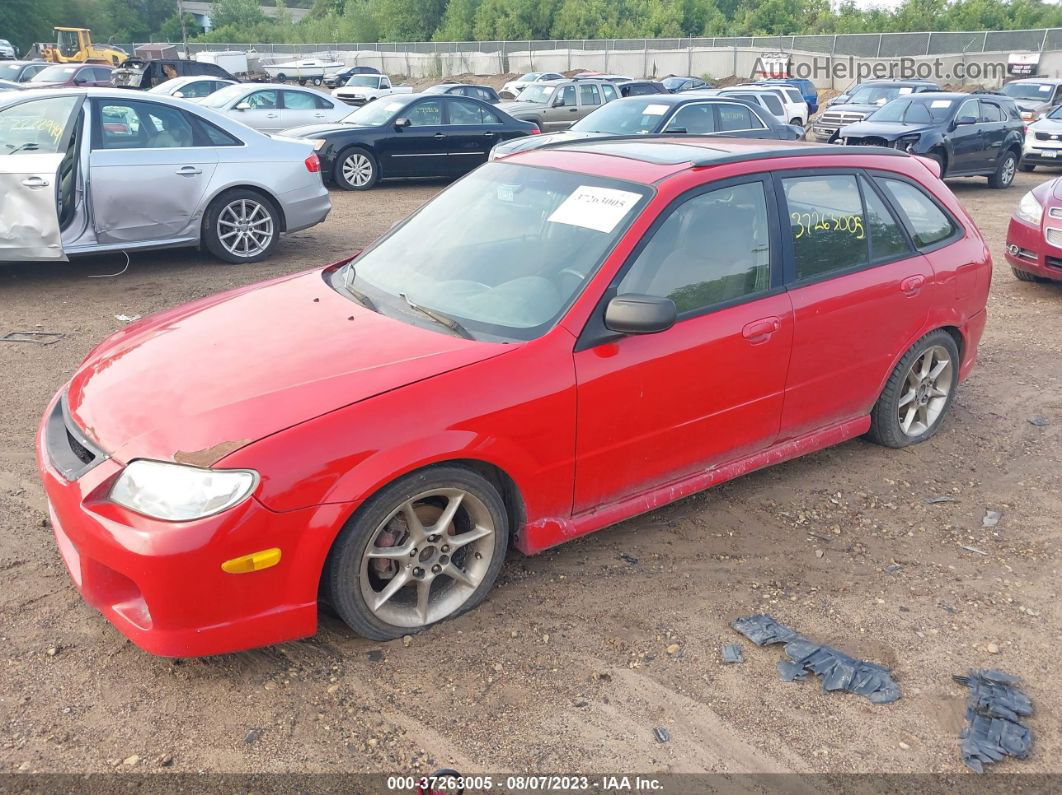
[
  {"left": 359, "top": 488, "right": 496, "bottom": 629},
  {"left": 343, "top": 153, "right": 373, "bottom": 186},
  {"left": 217, "top": 198, "right": 274, "bottom": 258},
  {"left": 898, "top": 344, "right": 953, "bottom": 437},
  {"left": 1001, "top": 156, "right": 1016, "bottom": 184}
]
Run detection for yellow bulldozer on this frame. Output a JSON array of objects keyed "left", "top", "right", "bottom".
[{"left": 39, "top": 28, "right": 128, "bottom": 66}]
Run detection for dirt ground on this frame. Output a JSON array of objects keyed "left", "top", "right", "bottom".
[{"left": 1, "top": 163, "right": 1061, "bottom": 780}]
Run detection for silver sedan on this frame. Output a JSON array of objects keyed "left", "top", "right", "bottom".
[
  {"left": 0, "top": 88, "right": 330, "bottom": 264},
  {"left": 148, "top": 76, "right": 238, "bottom": 101},
  {"left": 198, "top": 82, "right": 351, "bottom": 133}
]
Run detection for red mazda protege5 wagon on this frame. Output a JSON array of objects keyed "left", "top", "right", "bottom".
[{"left": 38, "top": 138, "right": 991, "bottom": 656}]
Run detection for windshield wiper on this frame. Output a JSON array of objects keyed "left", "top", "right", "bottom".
[
  {"left": 341, "top": 265, "right": 377, "bottom": 312},
  {"left": 4, "top": 142, "right": 40, "bottom": 155},
  {"left": 398, "top": 293, "right": 473, "bottom": 340}
]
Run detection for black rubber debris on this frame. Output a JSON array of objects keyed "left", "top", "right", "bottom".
[
  {"left": 954, "top": 669, "right": 1034, "bottom": 773},
  {"left": 731, "top": 614, "right": 901, "bottom": 704},
  {"left": 653, "top": 727, "right": 670, "bottom": 743},
  {"left": 721, "top": 643, "right": 744, "bottom": 664}
]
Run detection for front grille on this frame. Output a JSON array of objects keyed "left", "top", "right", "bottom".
[
  {"left": 819, "top": 111, "right": 868, "bottom": 127},
  {"left": 1046, "top": 227, "right": 1062, "bottom": 248},
  {"left": 847, "top": 136, "right": 891, "bottom": 147},
  {"left": 46, "top": 395, "right": 106, "bottom": 481}
]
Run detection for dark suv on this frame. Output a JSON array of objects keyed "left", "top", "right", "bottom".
[
  {"left": 839, "top": 92, "right": 1025, "bottom": 189},
  {"left": 813, "top": 80, "right": 940, "bottom": 142}
]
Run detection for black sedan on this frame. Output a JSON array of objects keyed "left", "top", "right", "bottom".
[
  {"left": 617, "top": 80, "right": 668, "bottom": 97},
  {"left": 282, "top": 93, "right": 537, "bottom": 190},
  {"left": 489, "top": 94, "right": 803, "bottom": 160},
  {"left": 423, "top": 83, "right": 502, "bottom": 104}
]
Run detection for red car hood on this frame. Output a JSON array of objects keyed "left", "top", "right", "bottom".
[{"left": 67, "top": 269, "right": 510, "bottom": 466}]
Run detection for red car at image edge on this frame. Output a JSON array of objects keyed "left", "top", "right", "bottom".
[
  {"left": 37, "top": 138, "right": 992, "bottom": 656},
  {"left": 1005, "top": 176, "right": 1062, "bottom": 283}
]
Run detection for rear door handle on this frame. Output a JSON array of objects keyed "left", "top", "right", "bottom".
[
  {"left": 266, "top": 113, "right": 279, "bottom": 118},
  {"left": 21, "top": 176, "right": 49, "bottom": 188},
  {"left": 900, "top": 275, "right": 925, "bottom": 296},
  {"left": 742, "top": 316, "right": 781, "bottom": 345},
  {"left": 434, "top": 133, "right": 447, "bottom": 139},
  {"left": 176, "top": 166, "right": 202, "bottom": 176},
  {"left": 483, "top": 131, "right": 495, "bottom": 137}
]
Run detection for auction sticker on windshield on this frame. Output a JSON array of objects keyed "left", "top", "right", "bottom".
[
  {"left": 548, "top": 186, "right": 642, "bottom": 233},
  {"left": 643, "top": 104, "right": 669, "bottom": 115}
]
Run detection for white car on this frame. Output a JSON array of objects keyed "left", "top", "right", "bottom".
[
  {"left": 331, "top": 74, "right": 412, "bottom": 106},
  {"left": 0, "top": 39, "right": 16, "bottom": 60},
  {"left": 1021, "top": 108, "right": 1062, "bottom": 171},
  {"left": 198, "top": 82, "right": 349, "bottom": 133},
  {"left": 728, "top": 85, "right": 808, "bottom": 126},
  {"left": 500, "top": 72, "right": 565, "bottom": 99},
  {"left": 149, "top": 76, "right": 238, "bottom": 101},
  {"left": 688, "top": 88, "right": 788, "bottom": 125}
]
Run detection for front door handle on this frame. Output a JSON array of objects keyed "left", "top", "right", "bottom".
[
  {"left": 434, "top": 133, "right": 447, "bottom": 139},
  {"left": 313, "top": 113, "right": 326, "bottom": 118},
  {"left": 21, "top": 176, "right": 49, "bottom": 188},
  {"left": 742, "top": 316, "right": 781, "bottom": 345},
  {"left": 900, "top": 275, "right": 925, "bottom": 296},
  {"left": 570, "top": 107, "right": 578, "bottom": 112},
  {"left": 266, "top": 113, "right": 279, "bottom": 118},
  {"left": 483, "top": 131, "right": 495, "bottom": 137},
  {"left": 176, "top": 166, "right": 202, "bottom": 176}
]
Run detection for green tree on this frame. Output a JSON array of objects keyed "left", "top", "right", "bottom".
[
  {"left": 211, "top": 0, "right": 266, "bottom": 29},
  {"left": 434, "top": 0, "right": 480, "bottom": 40}
]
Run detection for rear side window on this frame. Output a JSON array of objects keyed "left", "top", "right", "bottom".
[
  {"left": 717, "top": 103, "right": 764, "bottom": 131},
  {"left": 448, "top": 97, "right": 500, "bottom": 125},
  {"left": 979, "top": 101, "right": 1003, "bottom": 122},
  {"left": 617, "top": 181, "right": 771, "bottom": 314},
  {"left": 602, "top": 84, "right": 618, "bottom": 102},
  {"left": 282, "top": 90, "right": 318, "bottom": 110},
  {"left": 759, "top": 94, "right": 784, "bottom": 115},
  {"left": 783, "top": 175, "right": 868, "bottom": 280},
  {"left": 192, "top": 116, "right": 242, "bottom": 146},
  {"left": 877, "top": 178, "right": 955, "bottom": 248},
  {"left": 579, "top": 83, "right": 601, "bottom": 106}
]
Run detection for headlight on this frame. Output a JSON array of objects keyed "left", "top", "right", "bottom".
[
  {"left": 109, "top": 460, "right": 258, "bottom": 521},
  {"left": 1016, "top": 190, "right": 1043, "bottom": 226},
  {"left": 313, "top": 138, "right": 326, "bottom": 151}
]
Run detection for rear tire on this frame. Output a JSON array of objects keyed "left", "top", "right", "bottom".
[
  {"left": 867, "top": 330, "right": 960, "bottom": 449},
  {"left": 988, "top": 149, "right": 1018, "bottom": 189},
  {"left": 1019, "top": 164, "right": 1035, "bottom": 173},
  {"left": 333, "top": 147, "right": 379, "bottom": 191},
  {"left": 202, "top": 188, "right": 280, "bottom": 264},
  {"left": 323, "top": 465, "right": 509, "bottom": 641}
]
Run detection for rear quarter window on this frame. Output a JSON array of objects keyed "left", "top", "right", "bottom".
[{"left": 877, "top": 178, "right": 956, "bottom": 249}]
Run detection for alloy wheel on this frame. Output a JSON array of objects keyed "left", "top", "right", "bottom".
[
  {"left": 342, "top": 153, "right": 374, "bottom": 187},
  {"left": 897, "top": 344, "right": 953, "bottom": 437},
  {"left": 216, "top": 198, "right": 274, "bottom": 259},
  {"left": 1000, "top": 155, "right": 1016, "bottom": 186},
  {"left": 359, "top": 488, "right": 496, "bottom": 628}
]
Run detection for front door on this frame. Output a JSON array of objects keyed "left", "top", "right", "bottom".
[
  {"left": 88, "top": 97, "right": 218, "bottom": 244},
  {"left": 233, "top": 89, "right": 284, "bottom": 132},
  {"left": 949, "top": 98, "right": 985, "bottom": 173},
  {"left": 377, "top": 98, "right": 450, "bottom": 176},
  {"left": 543, "top": 84, "right": 578, "bottom": 131},
  {"left": 0, "top": 94, "right": 84, "bottom": 261},
  {"left": 573, "top": 177, "right": 793, "bottom": 512},
  {"left": 777, "top": 172, "right": 937, "bottom": 438}
]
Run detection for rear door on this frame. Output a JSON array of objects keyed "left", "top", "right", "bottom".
[
  {"left": 977, "top": 100, "right": 1007, "bottom": 168},
  {"left": 376, "top": 97, "right": 450, "bottom": 176},
  {"left": 87, "top": 97, "right": 218, "bottom": 244},
  {"left": 777, "top": 171, "right": 937, "bottom": 438},
  {"left": 281, "top": 88, "right": 331, "bottom": 127},
  {"left": 576, "top": 82, "right": 602, "bottom": 121},
  {"left": 444, "top": 97, "right": 502, "bottom": 172},
  {"left": 0, "top": 94, "right": 83, "bottom": 261}
]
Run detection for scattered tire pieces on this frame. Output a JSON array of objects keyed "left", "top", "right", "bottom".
[
  {"left": 954, "top": 669, "right": 1033, "bottom": 773},
  {"left": 721, "top": 643, "right": 744, "bottom": 664}
]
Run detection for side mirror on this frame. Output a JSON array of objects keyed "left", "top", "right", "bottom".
[
  {"left": 235, "top": 101, "right": 251, "bottom": 111},
  {"left": 604, "top": 294, "right": 677, "bottom": 335},
  {"left": 955, "top": 115, "right": 976, "bottom": 126},
  {"left": 663, "top": 126, "right": 687, "bottom": 134},
  {"left": 394, "top": 117, "right": 411, "bottom": 129},
  {"left": 173, "top": 90, "right": 184, "bottom": 98}
]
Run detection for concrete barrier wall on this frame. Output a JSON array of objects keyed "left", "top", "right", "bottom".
[{"left": 335, "top": 45, "right": 1062, "bottom": 89}]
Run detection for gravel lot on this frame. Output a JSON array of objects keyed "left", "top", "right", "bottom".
[{"left": 1, "top": 166, "right": 1060, "bottom": 778}]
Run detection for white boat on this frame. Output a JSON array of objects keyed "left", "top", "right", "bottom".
[{"left": 261, "top": 57, "right": 345, "bottom": 84}]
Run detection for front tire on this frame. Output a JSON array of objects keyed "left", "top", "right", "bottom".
[
  {"left": 1011, "top": 266, "right": 1047, "bottom": 283},
  {"left": 202, "top": 189, "right": 279, "bottom": 264},
  {"left": 334, "top": 147, "right": 379, "bottom": 190},
  {"left": 988, "top": 150, "right": 1018, "bottom": 189},
  {"left": 323, "top": 466, "right": 509, "bottom": 641},
  {"left": 1019, "top": 163, "right": 1035, "bottom": 173},
  {"left": 867, "top": 330, "right": 960, "bottom": 449}
]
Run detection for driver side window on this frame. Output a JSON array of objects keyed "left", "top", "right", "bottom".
[
  {"left": 957, "top": 99, "right": 978, "bottom": 123},
  {"left": 406, "top": 99, "right": 444, "bottom": 126},
  {"left": 555, "top": 85, "right": 576, "bottom": 107},
  {"left": 617, "top": 181, "right": 772, "bottom": 314}
]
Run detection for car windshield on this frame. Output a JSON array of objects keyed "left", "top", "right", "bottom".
[
  {"left": 1002, "top": 81, "right": 1055, "bottom": 100},
  {"left": 422, "top": 84, "right": 450, "bottom": 94},
  {"left": 519, "top": 84, "right": 556, "bottom": 104},
  {"left": 662, "top": 77, "right": 688, "bottom": 90},
  {"left": 148, "top": 78, "right": 183, "bottom": 94},
  {"left": 199, "top": 84, "right": 246, "bottom": 108},
  {"left": 847, "top": 84, "right": 917, "bottom": 106},
  {"left": 0, "top": 64, "right": 23, "bottom": 81},
  {"left": 867, "top": 97, "right": 956, "bottom": 123},
  {"left": 344, "top": 75, "right": 381, "bottom": 88},
  {"left": 342, "top": 97, "right": 409, "bottom": 125},
  {"left": 573, "top": 98, "right": 671, "bottom": 134},
  {"left": 31, "top": 65, "right": 79, "bottom": 82},
  {"left": 0, "top": 95, "right": 78, "bottom": 155},
  {"left": 518, "top": 73, "right": 540, "bottom": 82},
  {"left": 336, "top": 162, "right": 651, "bottom": 342}
]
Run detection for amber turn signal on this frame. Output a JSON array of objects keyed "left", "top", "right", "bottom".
[{"left": 221, "top": 548, "right": 281, "bottom": 574}]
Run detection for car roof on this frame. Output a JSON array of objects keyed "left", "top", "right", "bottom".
[
  {"left": 510, "top": 136, "right": 906, "bottom": 183},
  {"left": 1009, "top": 77, "right": 1062, "bottom": 85}
]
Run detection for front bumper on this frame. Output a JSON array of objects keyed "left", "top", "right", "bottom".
[
  {"left": 1005, "top": 214, "right": 1062, "bottom": 281},
  {"left": 1021, "top": 141, "right": 1062, "bottom": 166},
  {"left": 36, "top": 391, "right": 350, "bottom": 657}
]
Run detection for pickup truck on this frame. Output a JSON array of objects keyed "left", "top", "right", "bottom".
[{"left": 331, "top": 74, "right": 412, "bottom": 106}]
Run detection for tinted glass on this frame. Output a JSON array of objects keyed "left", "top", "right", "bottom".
[
  {"left": 665, "top": 103, "right": 717, "bottom": 134},
  {"left": 862, "top": 177, "right": 910, "bottom": 261},
  {"left": 879, "top": 179, "right": 955, "bottom": 248},
  {"left": 759, "top": 93, "right": 784, "bottom": 115},
  {"left": 0, "top": 96, "right": 78, "bottom": 155},
  {"left": 282, "top": 90, "right": 318, "bottom": 110},
  {"left": 717, "top": 103, "right": 763, "bottom": 131},
  {"left": 244, "top": 90, "right": 278, "bottom": 109},
  {"left": 407, "top": 99, "right": 443, "bottom": 126},
  {"left": 979, "top": 101, "right": 1003, "bottom": 122},
  {"left": 956, "top": 99, "right": 978, "bottom": 121},
  {"left": 783, "top": 174, "right": 868, "bottom": 280},
  {"left": 573, "top": 98, "right": 671, "bottom": 134},
  {"left": 617, "top": 181, "right": 771, "bottom": 313},
  {"left": 97, "top": 99, "right": 196, "bottom": 149},
  {"left": 179, "top": 80, "right": 216, "bottom": 98},
  {"left": 344, "top": 162, "right": 650, "bottom": 341},
  {"left": 602, "top": 83, "right": 618, "bottom": 102},
  {"left": 558, "top": 85, "right": 576, "bottom": 106},
  {"left": 448, "top": 97, "right": 498, "bottom": 124}
]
